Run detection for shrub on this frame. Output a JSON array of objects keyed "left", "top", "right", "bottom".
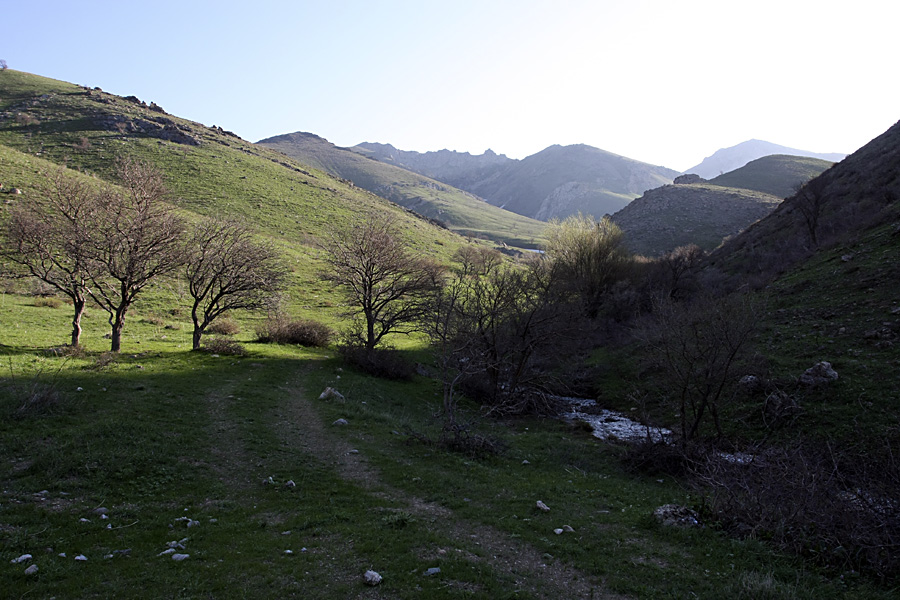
[
  {"left": 33, "top": 297, "right": 62, "bottom": 309},
  {"left": 207, "top": 317, "right": 240, "bottom": 336},
  {"left": 200, "top": 336, "right": 246, "bottom": 356},
  {"left": 255, "top": 315, "right": 333, "bottom": 347},
  {"left": 337, "top": 343, "right": 415, "bottom": 380}
]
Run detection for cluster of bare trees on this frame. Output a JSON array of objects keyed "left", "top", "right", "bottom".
[{"left": 3, "top": 160, "right": 288, "bottom": 351}]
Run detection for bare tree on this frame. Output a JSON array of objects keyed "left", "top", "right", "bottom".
[
  {"left": 426, "top": 248, "right": 580, "bottom": 416},
  {"left": 185, "top": 218, "right": 290, "bottom": 350},
  {"left": 322, "top": 214, "right": 442, "bottom": 353},
  {"left": 0, "top": 59, "right": 7, "bottom": 71},
  {"left": 3, "top": 169, "right": 98, "bottom": 347},
  {"left": 641, "top": 293, "right": 758, "bottom": 444},
  {"left": 793, "top": 175, "right": 828, "bottom": 248},
  {"left": 85, "top": 159, "right": 186, "bottom": 352}
]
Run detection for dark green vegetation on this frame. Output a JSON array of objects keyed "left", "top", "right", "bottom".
[
  {"left": 709, "top": 154, "right": 834, "bottom": 199},
  {"left": 258, "top": 132, "right": 546, "bottom": 248},
  {"left": 1, "top": 68, "right": 899, "bottom": 598}
]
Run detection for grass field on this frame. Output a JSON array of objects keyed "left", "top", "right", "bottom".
[{"left": 1, "top": 292, "right": 893, "bottom": 599}]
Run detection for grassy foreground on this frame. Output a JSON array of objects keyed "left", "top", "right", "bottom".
[{"left": 0, "top": 294, "right": 892, "bottom": 599}]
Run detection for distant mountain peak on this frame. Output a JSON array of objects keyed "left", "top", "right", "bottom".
[{"left": 685, "top": 140, "right": 846, "bottom": 179}]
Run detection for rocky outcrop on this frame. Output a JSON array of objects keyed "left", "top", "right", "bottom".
[
  {"left": 674, "top": 174, "right": 704, "bottom": 185},
  {"left": 94, "top": 113, "right": 199, "bottom": 145}
]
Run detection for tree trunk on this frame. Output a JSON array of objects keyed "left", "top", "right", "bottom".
[
  {"left": 192, "top": 328, "right": 203, "bottom": 351},
  {"left": 110, "top": 307, "right": 127, "bottom": 352},
  {"left": 70, "top": 299, "right": 86, "bottom": 347}
]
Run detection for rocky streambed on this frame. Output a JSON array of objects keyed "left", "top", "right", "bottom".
[{"left": 561, "top": 398, "right": 672, "bottom": 443}]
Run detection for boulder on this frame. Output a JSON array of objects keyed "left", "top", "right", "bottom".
[
  {"left": 653, "top": 504, "right": 701, "bottom": 528},
  {"left": 799, "top": 361, "right": 838, "bottom": 385},
  {"left": 673, "top": 174, "right": 705, "bottom": 185}
]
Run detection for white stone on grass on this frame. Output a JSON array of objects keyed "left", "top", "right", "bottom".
[
  {"left": 171, "top": 553, "right": 189, "bottom": 561},
  {"left": 24, "top": 564, "right": 38, "bottom": 575},
  {"left": 363, "top": 570, "right": 382, "bottom": 586},
  {"left": 11, "top": 554, "right": 32, "bottom": 564},
  {"left": 536, "top": 500, "right": 550, "bottom": 512}
]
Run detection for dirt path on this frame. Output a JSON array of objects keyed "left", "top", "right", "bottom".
[{"left": 273, "top": 372, "right": 628, "bottom": 600}]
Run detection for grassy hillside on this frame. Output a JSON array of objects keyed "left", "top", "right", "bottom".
[
  {"left": 0, "top": 69, "right": 468, "bottom": 325},
  {"left": 256, "top": 132, "right": 546, "bottom": 248},
  {"left": 709, "top": 154, "right": 834, "bottom": 198}
]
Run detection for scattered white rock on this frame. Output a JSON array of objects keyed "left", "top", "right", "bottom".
[
  {"left": 284, "top": 480, "right": 296, "bottom": 488},
  {"left": 282, "top": 530, "right": 291, "bottom": 535},
  {"left": 319, "top": 387, "right": 345, "bottom": 401},
  {"left": 79, "top": 518, "right": 90, "bottom": 523},
  {"left": 11, "top": 554, "right": 32, "bottom": 564},
  {"left": 553, "top": 528, "right": 564, "bottom": 535},
  {"left": 522, "top": 459, "right": 530, "bottom": 465},
  {"left": 653, "top": 504, "right": 701, "bottom": 528},
  {"left": 93, "top": 507, "right": 109, "bottom": 515},
  {"left": 76, "top": 387, "right": 83, "bottom": 392},
  {"left": 158, "top": 548, "right": 176, "bottom": 556},
  {"left": 363, "top": 569, "right": 382, "bottom": 586},
  {"left": 332, "top": 418, "right": 349, "bottom": 426},
  {"left": 284, "top": 550, "right": 293, "bottom": 555},
  {"left": 75, "top": 554, "right": 88, "bottom": 561},
  {"left": 562, "top": 525, "right": 575, "bottom": 532},
  {"left": 536, "top": 500, "right": 550, "bottom": 512},
  {"left": 209, "top": 518, "right": 218, "bottom": 524},
  {"left": 24, "top": 564, "right": 38, "bottom": 575},
  {"left": 424, "top": 567, "right": 441, "bottom": 576},
  {"left": 171, "top": 553, "right": 189, "bottom": 561},
  {"left": 58, "top": 553, "right": 66, "bottom": 558},
  {"left": 799, "top": 361, "right": 839, "bottom": 386},
  {"left": 301, "top": 547, "right": 308, "bottom": 553},
  {"left": 187, "top": 520, "right": 200, "bottom": 528},
  {"left": 348, "top": 449, "right": 359, "bottom": 454},
  {"left": 101, "top": 514, "right": 109, "bottom": 520}
]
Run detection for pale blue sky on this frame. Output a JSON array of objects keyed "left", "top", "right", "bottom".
[{"left": 4, "top": 0, "right": 898, "bottom": 170}]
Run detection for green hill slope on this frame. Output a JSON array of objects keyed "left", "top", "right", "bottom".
[
  {"left": 257, "top": 132, "right": 546, "bottom": 248},
  {"left": 708, "top": 154, "right": 833, "bottom": 198},
  {"left": 0, "top": 70, "right": 465, "bottom": 320}
]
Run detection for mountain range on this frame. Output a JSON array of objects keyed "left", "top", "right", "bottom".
[
  {"left": 352, "top": 141, "right": 679, "bottom": 222},
  {"left": 685, "top": 139, "right": 846, "bottom": 179}
]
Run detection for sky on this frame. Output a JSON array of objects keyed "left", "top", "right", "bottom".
[{"left": 4, "top": 0, "right": 898, "bottom": 171}]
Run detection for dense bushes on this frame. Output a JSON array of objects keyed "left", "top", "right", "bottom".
[{"left": 255, "top": 315, "right": 333, "bottom": 347}]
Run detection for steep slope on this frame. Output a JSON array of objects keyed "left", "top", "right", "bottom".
[
  {"left": 685, "top": 139, "right": 846, "bottom": 179},
  {"left": 708, "top": 119, "right": 900, "bottom": 280},
  {"left": 256, "top": 132, "right": 545, "bottom": 248},
  {"left": 611, "top": 183, "right": 781, "bottom": 256},
  {"left": 708, "top": 154, "right": 833, "bottom": 199},
  {"left": 352, "top": 142, "right": 512, "bottom": 191}
]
